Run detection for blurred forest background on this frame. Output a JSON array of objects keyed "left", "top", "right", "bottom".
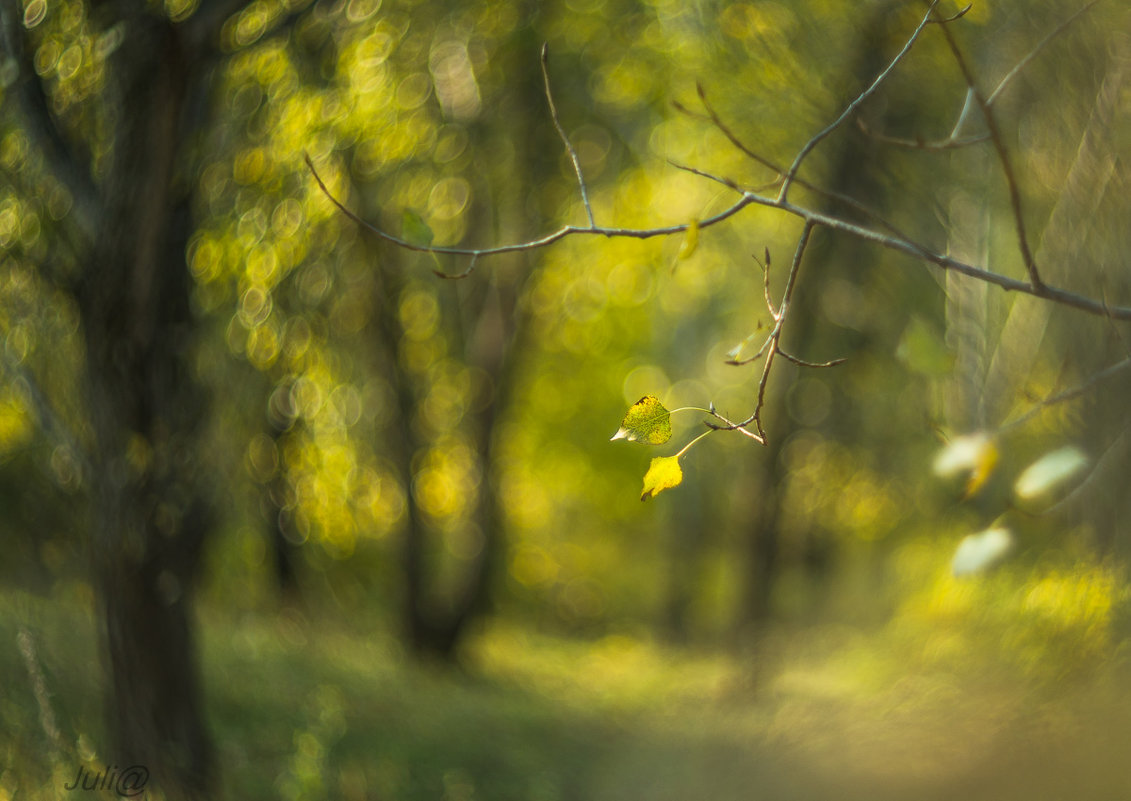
[{"left": 2, "top": 0, "right": 1131, "bottom": 798}]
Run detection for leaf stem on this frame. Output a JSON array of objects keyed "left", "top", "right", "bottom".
[
  {"left": 668, "top": 405, "right": 715, "bottom": 416},
  {"left": 676, "top": 429, "right": 713, "bottom": 460}
]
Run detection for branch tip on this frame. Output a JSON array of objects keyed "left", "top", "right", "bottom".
[{"left": 929, "top": 3, "right": 972, "bottom": 24}]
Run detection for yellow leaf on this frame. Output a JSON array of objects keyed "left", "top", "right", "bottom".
[
  {"left": 678, "top": 218, "right": 699, "bottom": 260},
  {"left": 610, "top": 395, "right": 672, "bottom": 445},
  {"left": 640, "top": 456, "right": 682, "bottom": 501},
  {"left": 963, "top": 439, "right": 999, "bottom": 498}
]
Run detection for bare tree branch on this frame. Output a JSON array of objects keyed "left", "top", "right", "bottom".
[
  {"left": 306, "top": 149, "right": 1131, "bottom": 321},
  {"left": 858, "top": 3, "right": 1100, "bottom": 153},
  {"left": 666, "top": 160, "right": 1131, "bottom": 321},
  {"left": 777, "top": 350, "right": 847, "bottom": 369},
  {"left": 677, "top": 91, "right": 938, "bottom": 251},
  {"left": 304, "top": 152, "right": 753, "bottom": 257}
]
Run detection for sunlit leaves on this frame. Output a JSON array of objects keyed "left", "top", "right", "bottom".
[
  {"left": 610, "top": 396, "right": 697, "bottom": 499},
  {"left": 951, "top": 527, "right": 1013, "bottom": 576},
  {"left": 610, "top": 395, "right": 671, "bottom": 444},
  {"left": 640, "top": 455, "right": 682, "bottom": 501},
  {"left": 1014, "top": 446, "right": 1088, "bottom": 505}
]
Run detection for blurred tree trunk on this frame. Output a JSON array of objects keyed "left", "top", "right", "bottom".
[
  {"left": 736, "top": 2, "right": 899, "bottom": 631},
  {"left": 661, "top": 479, "right": 707, "bottom": 642},
  {"left": 367, "top": 247, "right": 513, "bottom": 660},
  {"left": 0, "top": 0, "right": 247, "bottom": 791},
  {"left": 267, "top": 419, "right": 302, "bottom": 597},
  {"left": 363, "top": 16, "right": 545, "bottom": 661}
]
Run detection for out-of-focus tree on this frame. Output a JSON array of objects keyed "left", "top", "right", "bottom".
[{"left": 0, "top": 0, "right": 327, "bottom": 793}]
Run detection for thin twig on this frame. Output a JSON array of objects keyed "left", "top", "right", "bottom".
[
  {"left": 711, "top": 221, "right": 819, "bottom": 441},
  {"left": 541, "top": 43, "right": 596, "bottom": 229},
  {"left": 1002, "top": 355, "right": 1131, "bottom": 432},
  {"left": 986, "top": 0, "right": 1102, "bottom": 107},
  {"left": 777, "top": 349, "right": 846, "bottom": 369},
  {"left": 434, "top": 252, "right": 478, "bottom": 280},
  {"left": 703, "top": 409, "right": 765, "bottom": 444},
  {"left": 760, "top": 248, "right": 774, "bottom": 317},
  {"left": 780, "top": 0, "right": 940, "bottom": 202},
  {"left": 861, "top": 5, "right": 1101, "bottom": 156},
  {"left": 855, "top": 116, "right": 990, "bottom": 151},
  {"left": 727, "top": 335, "right": 773, "bottom": 367},
  {"left": 928, "top": 3, "right": 973, "bottom": 24}
]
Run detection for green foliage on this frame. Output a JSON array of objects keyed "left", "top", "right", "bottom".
[
  {"left": 610, "top": 395, "right": 672, "bottom": 445},
  {"left": 7, "top": 587, "right": 1131, "bottom": 801},
  {"left": 400, "top": 209, "right": 435, "bottom": 248}
]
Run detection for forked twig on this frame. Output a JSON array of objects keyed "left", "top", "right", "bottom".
[{"left": 929, "top": 1, "right": 1041, "bottom": 288}]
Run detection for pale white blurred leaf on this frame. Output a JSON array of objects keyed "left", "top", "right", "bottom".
[
  {"left": 1014, "top": 446, "right": 1088, "bottom": 501},
  {"left": 952, "top": 527, "right": 1013, "bottom": 576},
  {"left": 933, "top": 432, "right": 993, "bottom": 477}
]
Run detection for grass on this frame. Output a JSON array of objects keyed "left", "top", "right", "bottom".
[{"left": 4, "top": 583, "right": 1131, "bottom": 801}]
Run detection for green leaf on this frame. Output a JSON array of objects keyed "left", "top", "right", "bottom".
[
  {"left": 1014, "top": 446, "right": 1088, "bottom": 501},
  {"left": 402, "top": 209, "right": 435, "bottom": 248},
  {"left": 610, "top": 395, "right": 672, "bottom": 445},
  {"left": 640, "top": 456, "right": 682, "bottom": 501}
]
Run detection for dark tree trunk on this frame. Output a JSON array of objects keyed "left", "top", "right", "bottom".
[
  {"left": 74, "top": 12, "right": 217, "bottom": 798},
  {"left": 369, "top": 248, "right": 508, "bottom": 662}
]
